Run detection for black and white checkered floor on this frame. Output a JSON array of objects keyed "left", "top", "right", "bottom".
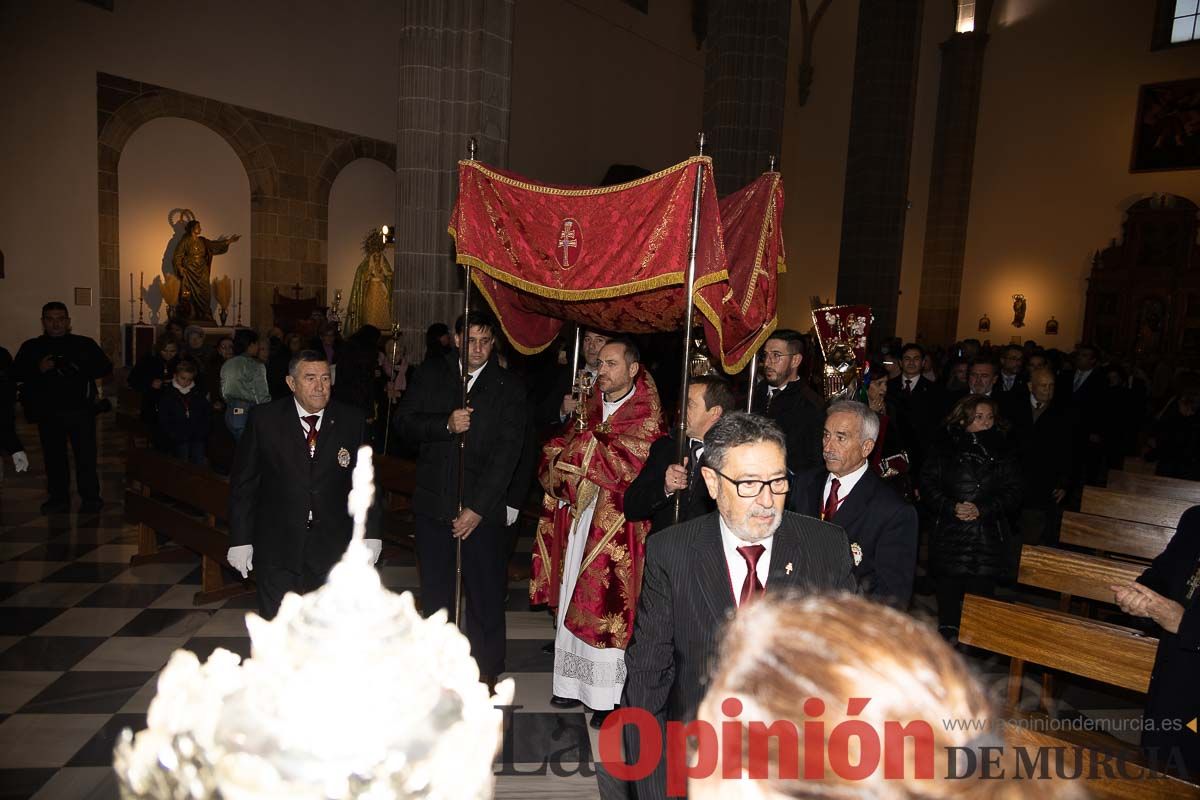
[{"left": 0, "top": 415, "right": 614, "bottom": 800}]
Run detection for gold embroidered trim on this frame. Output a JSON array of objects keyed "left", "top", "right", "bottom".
[
  {"left": 579, "top": 510, "right": 627, "bottom": 578},
  {"left": 457, "top": 156, "right": 710, "bottom": 197}
]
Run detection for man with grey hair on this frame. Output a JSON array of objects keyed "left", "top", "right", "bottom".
[
  {"left": 789, "top": 400, "right": 918, "bottom": 607},
  {"left": 622, "top": 411, "right": 856, "bottom": 800}
]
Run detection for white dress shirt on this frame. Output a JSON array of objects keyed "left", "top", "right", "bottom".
[
  {"left": 1002, "top": 373, "right": 1017, "bottom": 392},
  {"left": 294, "top": 399, "right": 325, "bottom": 432},
  {"left": 822, "top": 460, "right": 870, "bottom": 512},
  {"left": 466, "top": 363, "right": 486, "bottom": 393},
  {"left": 601, "top": 383, "right": 635, "bottom": 421},
  {"left": 1073, "top": 368, "right": 1092, "bottom": 392},
  {"left": 901, "top": 375, "right": 919, "bottom": 392},
  {"left": 719, "top": 515, "right": 774, "bottom": 607}
]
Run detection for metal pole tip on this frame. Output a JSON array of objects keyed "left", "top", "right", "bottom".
[
  {"left": 468, "top": 138, "right": 477, "bottom": 161},
  {"left": 696, "top": 132, "right": 706, "bottom": 155}
]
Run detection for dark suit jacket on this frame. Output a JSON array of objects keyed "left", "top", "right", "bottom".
[
  {"left": 1009, "top": 393, "right": 1077, "bottom": 507},
  {"left": 749, "top": 380, "right": 825, "bottom": 474},
  {"left": 393, "top": 354, "right": 526, "bottom": 525},
  {"left": 1058, "top": 369, "right": 1105, "bottom": 435},
  {"left": 623, "top": 510, "right": 856, "bottom": 800},
  {"left": 229, "top": 397, "right": 369, "bottom": 574},
  {"left": 887, "top": 374, "right": 944, "bottom": 470},
  {"left": 789, "top": 467, "right": 918, "bottom": 607},
  {"left": 624, "top": 435, "right": 714, "bottom": 533}
]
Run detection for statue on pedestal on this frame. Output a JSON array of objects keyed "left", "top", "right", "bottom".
[
  {"left": 171, "top": 220, "right": 241, "bottom": 325},
  {"left": 344, "top": 228, "right": 394, "bottom": 334}
]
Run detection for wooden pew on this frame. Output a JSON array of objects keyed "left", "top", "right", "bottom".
[
  {"left": 1018, "top": 545, "right": 1145, "bottom": 606},
  {"left": 1059, "top": 511, "right": 1175, "bottom": 561},
  {"left": 1107, "top": 471, "right": 1200, "bottom": 504},
  {"left": 959, "top": 594, "right": 1158, "bottom": 707},
  {"left": 125, "top": 446, "right": 249, "bottom": 606},
  {"left": 1081, "top": 486, "right": 1192, "bottom": 530}
]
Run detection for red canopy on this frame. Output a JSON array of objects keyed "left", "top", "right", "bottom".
[{"left": 448, "top": 157, "right": 785, "bottom": 372}]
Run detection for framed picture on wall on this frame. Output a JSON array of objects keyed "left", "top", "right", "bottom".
[{"left": 1130, "top": 78, "right": 1200, "bottom": 173}]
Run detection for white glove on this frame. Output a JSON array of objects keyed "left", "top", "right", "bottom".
[
  {"left": 506, "top": 506, "right": 519, "bottom": 527},
  {"left": 227, "top": 544, "right": 254, "bottom": 578},
  {"left": 12, "top": 452, "right": 28, "bottom": 473},
  {"left": 364, "top": 538, "right": 383, "bottom": 565}
]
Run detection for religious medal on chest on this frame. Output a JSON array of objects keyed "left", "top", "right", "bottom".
[{"left": 1187, "top": 561, "right": 1200, "bottom": 602}]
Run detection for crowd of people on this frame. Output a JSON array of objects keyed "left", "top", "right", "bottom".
[{"left": 2, "top": 300, "right": 1197, "bottom": 791}]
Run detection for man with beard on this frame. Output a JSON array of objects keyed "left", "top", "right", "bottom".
[
  {"left": 748, "top": 329, "right": 824, "bottom": 474},
  {"left": 621, "top": 412, "right": 856, "bottom": 800},
  {"left": 529, "top": 337, "right": 664, "bottom": 729}
]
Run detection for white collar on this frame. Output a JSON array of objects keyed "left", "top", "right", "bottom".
[
  {"left": 718, "top": 515, "right": 775, "bottom": 564},
  {"left": 172, "top": 379, "right": 194, "bottom": 395},
  {"left": 294, "top": 398, "right": 326, "bottom": 424},
  {"left": 468, "top": 362, "right": 486, "bottom": 382},
  {"left": 901, "top": 374, "right": 920, "bottom": 386},
  {"left": 1030, "top": 393, "right": 1044, "bottom": 409},
  {"left": 602, "top": 383, "right": 636, "bottom": 421},
  {"left": 826, "top": 459, "right": 869, "bottom": 499}
]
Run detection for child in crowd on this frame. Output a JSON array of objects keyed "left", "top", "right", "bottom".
[{"left": 157, "top": 360, "right": 210, "bottom": 465}]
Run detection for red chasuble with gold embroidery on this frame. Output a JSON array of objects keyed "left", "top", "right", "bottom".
[{"left": 529, "top": 370, "right": 665, "bottom": 650}]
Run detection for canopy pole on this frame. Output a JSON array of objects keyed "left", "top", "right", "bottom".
[
  {"left": 743, "top": 153, "right": 775, "bottom": 413},
  {"left": 454, "top": 137, "right": 478, "bottom": 630},
  {"left": 746, "top": 355, "right": 758, "bottom": 412},
  {"left": 673, "top": 133, "right": 706, "bottom": 525},
  {"left": 570, "top": 325, "right": 583, "bottom": 384}
]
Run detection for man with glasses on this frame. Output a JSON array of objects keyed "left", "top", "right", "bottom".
[
  {"left": 748, "top": 329, "right": 824, "bottom": 474},
  {"left": 622, "top": 412, "right": 856, "bottom": 800}
]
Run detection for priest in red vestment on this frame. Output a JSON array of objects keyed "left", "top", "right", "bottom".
[{"left": 529, "top": 338, "right": 665, "bottom": 727}]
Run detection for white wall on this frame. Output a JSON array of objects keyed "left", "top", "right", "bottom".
[
  {"left": 118, "top": 118, "right": 251, "bottom": 337},
  {"left": 0, "top": 0, "right": 402, "bottom": 350},
  {"left": 328, "top": 158, "right": 396, "bottom": 325}
]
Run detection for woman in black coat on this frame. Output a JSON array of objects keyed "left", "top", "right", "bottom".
[{"left": 920, "top": 394, "right": 1022, "bottom": 639}]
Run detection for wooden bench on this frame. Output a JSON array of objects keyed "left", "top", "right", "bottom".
[
  {"left": 1081, "top": 487, "right": 1192, "bottom": 530},
  {"left": 1018, "top": 545, "right": 1145, "bottom": 607},
  {"left": 960, "top": 594, "right": 1158, "bottom": 709},
  {"left": 125, "top": 446, "right": 249, "bottom": 606},
  {"left": 955, "top": 595, "right": 1188, "bottom": 798},
  {"left": 1107, "top": 471, "right": 1200, "bottom": 504},
  {"left": 373, "top": 454, "right": 417, "bottom": 552},
  {"left": 1060, "top": 511, "right": 1175, "bottom": 561}
]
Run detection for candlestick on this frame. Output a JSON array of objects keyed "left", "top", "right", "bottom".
[{"left": 128, "top": 273, "right": 134, "bottom": 324}]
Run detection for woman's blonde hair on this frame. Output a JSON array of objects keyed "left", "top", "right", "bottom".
[{"left": 697, "top": 593, "right": 1081, "bottom": 799}]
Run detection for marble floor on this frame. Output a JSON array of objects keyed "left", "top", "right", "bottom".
[{"left": 0, "top": 415, "right": 620, "bottom": 800}]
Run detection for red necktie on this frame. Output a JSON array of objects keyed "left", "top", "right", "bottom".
[
  {"left": 303, "top": 414, "right": 319, "bottom": 457},
  {"left": 822, "top": 477, "right": 841, "bottom": 521},
  {"left": 737, "top": 544, "right": 765, "bottom": 606}
]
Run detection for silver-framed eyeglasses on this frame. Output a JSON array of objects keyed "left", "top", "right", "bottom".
[{"left": 708, "top": 468, "right": 790, "bottom": 498}]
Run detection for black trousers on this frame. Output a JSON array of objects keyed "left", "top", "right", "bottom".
[
  {"left": 37, "top": 410, "right": 100, "bottom": 503},
  {"left": 415, "top": 512, "right": 507, "bottom": 676},
  {"left": 255, "top": 561, "right": 329, "bottom": 621},
  {"left": 935, "top": 574, "right": 996, "bottom": 631}
]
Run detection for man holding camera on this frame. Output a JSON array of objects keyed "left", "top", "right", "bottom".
[{"left": 13, "top": 302, "right": 113, "bottom": 513}]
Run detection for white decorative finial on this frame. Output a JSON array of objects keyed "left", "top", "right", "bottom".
[{"left": 347, "top": 445, "right": 374, "bottom": 545}]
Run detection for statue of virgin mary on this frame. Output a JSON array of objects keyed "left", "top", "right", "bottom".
[{"left": 344, "top": 229, "right": 394, "bottom": 334}]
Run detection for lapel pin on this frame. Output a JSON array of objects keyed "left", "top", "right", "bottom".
[{"left": 785, "top": 562, "right": 793, "bottom": 575}]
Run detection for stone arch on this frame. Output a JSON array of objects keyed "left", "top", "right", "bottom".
[
  {"left": 314, "top": 137, "right": 397, "bottom": 208},
  {"left": 95, "top": 73, "right": 396, "bottom": 361}
]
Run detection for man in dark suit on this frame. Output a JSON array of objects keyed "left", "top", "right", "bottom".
[
  {"left": 1010, "top": 367, "right": 1076, "bottom": 546},
  {"left": 1058, "top": 344, "right": 1107, "bottom": 486},
  {"left": 394, "top": 310, "right": 526, "bottom": 686},
  {"left": 228, "top": 350, "right": 380, "bottom": 620},
  {"left": 621, "top": 412, "right": 856, "bottom": 800},
  {"left": 888, "top": 342, "right": 945, "bottom": 475},
  {"left": 790, "top": 400, "right": 918, "bottom": 607},
  {"left": 748, "top": 329, "right": 824, "bottom": 474},
  {"left": 536, "top": 327, "right": 609, "bottom": 429},
  {"left": 624, "top": 375, "right": 734, "bottom": 533}
]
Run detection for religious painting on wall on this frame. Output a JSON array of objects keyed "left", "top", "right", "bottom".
[{"left": 1130, "top": 78, "right": 1200, "bottom": 173}]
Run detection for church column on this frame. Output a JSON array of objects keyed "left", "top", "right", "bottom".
[
  {"left": 834, "top": 0, "right": 924, "bottom": 340},
  {"left": 914, "top": 2, "right": 993, "bottom": 345},
  {"left": 700, "top": 0, "right": 790, "bottom": 197},
  {"left": 394, "top": 0, "right": 513, "bottom": 356}
]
